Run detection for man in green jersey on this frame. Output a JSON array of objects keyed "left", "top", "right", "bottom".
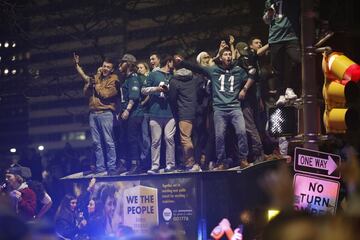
[
  {"left": 142, "top": 55, "right": 176, "bottom": 174},
  {"left": 118, "top": 54, "right": 144, "bottom": 175},
  {"left": 177, "top": 47, "right": 252, "bottom": 169}
]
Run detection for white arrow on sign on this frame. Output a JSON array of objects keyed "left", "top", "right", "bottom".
[{"left": 298, "top": 154, "right": 338, "bottom": 175}]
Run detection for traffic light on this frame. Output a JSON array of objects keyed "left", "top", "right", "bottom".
[
  {"left": 327, "top": 52, "right": 360, "bottom": 82},
  {"left": 322, "top": 52, "right": 360, "bottom": 133}
]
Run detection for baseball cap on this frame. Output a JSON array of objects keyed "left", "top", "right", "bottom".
[
  {"left": 6, "top": 165, "right": 32, "bottom": 179},
  {"left": 235, "top": 42, "right": 249, "bottom": 56},
  {"left": 121, "top": 54, "right": 137, "bottom": 64}
]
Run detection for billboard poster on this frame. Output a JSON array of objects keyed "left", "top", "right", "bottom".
[
  {"left": 88, "top": 176, "right": 197, "bottom": 238},
  {"left": 143, "top": 176, "right": 198, "bottom": 239}
]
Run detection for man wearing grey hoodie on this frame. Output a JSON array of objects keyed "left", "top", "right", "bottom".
[{"left": 168, "top": 64, "right": 201, "bottom": 172}]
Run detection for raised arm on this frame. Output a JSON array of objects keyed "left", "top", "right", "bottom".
[
  {"left": 74, "top": 53, "right": 91, "bottom": 82},
  {"left": 257, "top": 43, "right": 269, "bottom": 56},
  {"left": 174, "top": 56, "right": 212, "bottom": 80},
  {"left": 229, "top": 35, "right": 237, "bottom": 60},
  {"left": 214, "top": 40, "right": 229, "bottom": 59}
]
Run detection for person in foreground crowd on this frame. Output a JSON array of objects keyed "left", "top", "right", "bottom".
[
  {"left": 4, "top": 166, "right": 36, "bottom": 221},
  {"left": 55, "top": 194, "right": 86, "bottom": 239},
  {"left": 176, "top": 46, "right": 253, "bottom": 170},
  {"left": 27, "top": 180, "right": 53, "bottom": 219},
  {"left": 74, "top": 54, "right": 121, "bottom": 176},
  {"left": 84, "top": 198, "right": 106, "bottom": 239},
  {"left": 142, "top": 55, "right": 176, "bottom": 174},
  {"left": 118, "top": 54, "right": 144, "bottom": 175}
]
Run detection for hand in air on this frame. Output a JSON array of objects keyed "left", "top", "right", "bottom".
[
  {"left": 73, "top": 52, "right": 80, "bottom": 65},
  {"left": 229, "top": 35, "right": 235, "bottom": 45}
]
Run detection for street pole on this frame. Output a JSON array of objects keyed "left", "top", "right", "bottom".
[{"left": 301, "top": 0, "right": 321, "bottom": 150}]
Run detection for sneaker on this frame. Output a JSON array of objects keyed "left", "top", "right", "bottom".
[
  {"left": 285, "top": 88, "right": 297, "bottom": 100},
  {"left": 188, "top": 164, "right": 202, "bottom": 172},
  {"left": 164, "top": 166, "right": 176, "bottom": 173},
  {"left": 275, "top": 95, "right": 287, "bottom": 106},
  {"left": 147, "top": 168, "right": 159, "bottom": 174}
]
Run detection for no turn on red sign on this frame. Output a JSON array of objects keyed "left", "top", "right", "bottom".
[{"left": 293, "top": 174, "right": 340, "bottom": 215}]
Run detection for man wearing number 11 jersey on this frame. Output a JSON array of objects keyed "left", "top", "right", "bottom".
[{"left": 177, "top": 47, "right": 253, "bottom": 169}]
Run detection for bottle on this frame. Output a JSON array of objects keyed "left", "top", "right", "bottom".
[{"left": 210, "top": 225, "right": 224, "bottom": 240}]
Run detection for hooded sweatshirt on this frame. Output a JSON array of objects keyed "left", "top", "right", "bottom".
[{"left": 168, "top": 68, "right": 197, "bottom": 121}]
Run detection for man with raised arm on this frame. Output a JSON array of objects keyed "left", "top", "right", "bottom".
[
  {"left": 176, "top": 47, "right": 252, "bottom": 169},
  {"left": 74, "top": 54, "right": 121, "bottom": 176}
]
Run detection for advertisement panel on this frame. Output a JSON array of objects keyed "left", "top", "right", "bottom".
[{"left": 88, "top": 176, "right": 197, "bottom": 238}]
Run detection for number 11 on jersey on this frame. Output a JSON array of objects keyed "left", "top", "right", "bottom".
[{"left": 218, "top": 74, "right": 234, "bottom": 92}]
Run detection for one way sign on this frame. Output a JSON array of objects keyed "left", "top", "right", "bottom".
[{"left": 294, "top": 147, "right": 341, "bottom": 179}]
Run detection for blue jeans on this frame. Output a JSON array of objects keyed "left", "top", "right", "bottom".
[
  {"left": 89, "top": 111, "right": 117, "bottom": 171},
  {"left": 214, "top": 109, "right": 248, "bottom": 163}
]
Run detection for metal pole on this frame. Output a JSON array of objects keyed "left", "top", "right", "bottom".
[{"left": 301, "top": 0, "right": 320, "bottom": 150}]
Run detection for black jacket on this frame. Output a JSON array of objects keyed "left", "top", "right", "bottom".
[
  {"left": 169, "top": 68, "right": 197, "bottom": 121},
  {"left": 55, "top": 209, "right": 79, "bottom": 239}
]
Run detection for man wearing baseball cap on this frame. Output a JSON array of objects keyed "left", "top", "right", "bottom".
[
  {"left": 5, "top": 166, "right": 36, "bottom": 221},
  {"left": 118, "top": 53, "right": 145, "bottom": 174}
]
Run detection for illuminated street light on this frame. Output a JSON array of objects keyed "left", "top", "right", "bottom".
[
  {"left": 38, "top": 145, "right": 45, "bottom": 151},
  {"left": 10, "top": 148, "right": 17, "bottom": 153},
  {"left": 4, "top": 42, "right": 9, "bottom": 48}
]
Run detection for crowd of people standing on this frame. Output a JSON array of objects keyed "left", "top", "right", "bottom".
[{"left": 70, "top": 0, "right": 302, "bottom": 176}]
